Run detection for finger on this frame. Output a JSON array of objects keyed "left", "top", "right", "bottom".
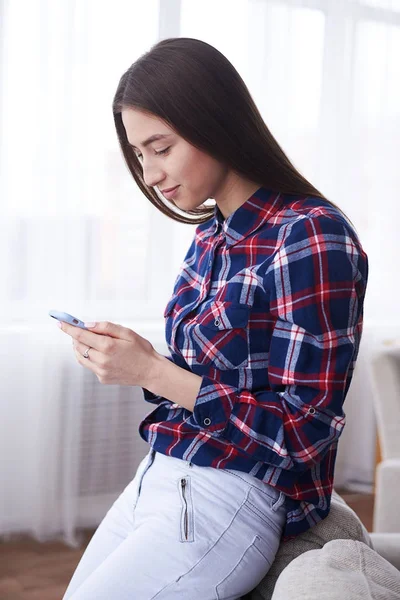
[
  {"left": 73, "top": 346, "right": 102, "bottom": 374},
  {"left": 83, "top": 321, "right": 134, "bottom": 341},
  {"left": 73, "top": 340, "right": 103, "bottom": 365},
  {"left": 59, "top": 321, "right": 108, "bottom": 352}
]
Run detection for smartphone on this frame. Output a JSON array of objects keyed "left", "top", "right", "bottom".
[{"left": 49, "top": 310, "right": 88, "bottom": 329}]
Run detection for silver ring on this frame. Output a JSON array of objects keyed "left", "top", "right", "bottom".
[{"left": 82, "top": 346, "right": 91, "bottom": 359}]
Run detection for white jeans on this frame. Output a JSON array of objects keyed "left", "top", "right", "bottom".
[{"left": 63, "top": 448, "right": 287, "bottom": 600}]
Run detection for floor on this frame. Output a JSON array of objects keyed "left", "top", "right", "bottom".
[{"left": 0, "top": 489, "right": 375, "bottom": 600}]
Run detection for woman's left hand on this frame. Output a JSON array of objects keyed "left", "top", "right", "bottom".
[{"left": 57, "top": 320, "right": 159, "bottom": 387}]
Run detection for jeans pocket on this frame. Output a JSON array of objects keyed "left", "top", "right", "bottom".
[
  {"left": 215, "top": 534, "right": 274, "bottom": 599},
  {"left": 150, "top": 492, "right": 276, "bottom": 600},
  {"left": 244, "top": 493, "right": 283, "bottom": 537}
]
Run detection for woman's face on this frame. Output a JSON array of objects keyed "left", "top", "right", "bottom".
[{"left": 121, "top": 108, "right": 229, "bottom": 211}]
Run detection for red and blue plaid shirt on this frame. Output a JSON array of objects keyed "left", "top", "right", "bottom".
[{"left": 139, "top": 187, "right": 368, "bottom": 541}]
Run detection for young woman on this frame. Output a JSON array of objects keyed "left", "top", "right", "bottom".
[{"left": 61, "top": 37, "right": 368, "bottom": 599}]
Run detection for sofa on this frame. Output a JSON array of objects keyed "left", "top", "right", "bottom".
[{"left": 245, "top": 489, "right": 400, "bottom": 600}]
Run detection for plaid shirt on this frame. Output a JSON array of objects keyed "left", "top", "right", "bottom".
[{"left": 139, "top": 187, "right": 368, "bottom": 541}]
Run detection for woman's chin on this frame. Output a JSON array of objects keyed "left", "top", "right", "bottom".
[{"left": 171, "top": 195, "right": 208, "bottom": 212}]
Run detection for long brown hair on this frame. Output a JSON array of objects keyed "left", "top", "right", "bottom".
[{"left": 112, "top": 37, "right": 353, "bottom": 227}]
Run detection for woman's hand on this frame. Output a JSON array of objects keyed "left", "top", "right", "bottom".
[{"left": 56, "top": 320, "right": 160, "bottom": 388}]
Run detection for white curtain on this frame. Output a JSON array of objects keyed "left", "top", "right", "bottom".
[{"left": 1, "top": 0, "right": 399, "bottom": 546}]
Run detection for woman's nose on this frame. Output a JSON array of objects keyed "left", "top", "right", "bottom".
[{"left": 142, "top": 163, "right": 165, "bottom": 189}]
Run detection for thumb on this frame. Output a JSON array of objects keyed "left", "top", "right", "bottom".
[{"left": 84, "top": 320, "right": 133, "bottom": 341}]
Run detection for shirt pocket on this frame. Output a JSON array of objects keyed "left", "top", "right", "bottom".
[{"left": 192, "top": 302, "right": 251, "bottom": 370}]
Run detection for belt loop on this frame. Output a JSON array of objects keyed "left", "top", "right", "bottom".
[{"left": 271, "top": 491, "right": 286, "bottom": 512}]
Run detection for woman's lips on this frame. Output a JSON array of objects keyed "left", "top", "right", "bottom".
[{"left": 162, "top": 185, "right": 180, "bottom": 200}]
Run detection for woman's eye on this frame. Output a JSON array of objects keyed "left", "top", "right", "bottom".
[
  {"left": 155, "top": 146, "right": 170, "bottom": 156},
  {"left": 134, "top": 147, "right": 170, "bottom": 161}
]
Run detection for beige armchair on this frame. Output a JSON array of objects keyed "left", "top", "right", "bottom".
[{"left": 370, "top": 346, "right": 400, "bottom": 533}]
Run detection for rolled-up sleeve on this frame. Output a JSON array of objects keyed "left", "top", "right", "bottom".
[{"left": 190, "top": 215, "right": 368, "bottom": 473}]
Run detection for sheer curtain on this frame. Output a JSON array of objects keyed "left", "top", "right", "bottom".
[{"left": 0, "top": 0, "right": 398, "bottom": 546}]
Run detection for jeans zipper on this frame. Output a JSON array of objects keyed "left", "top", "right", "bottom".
[{"left": 181, "top": 478, "right": 188, "bottom": 540}]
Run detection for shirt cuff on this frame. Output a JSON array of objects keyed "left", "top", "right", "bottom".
[
  {"left": 192, "top": 375, "right": 238, "bottom": 433},
  {"left": 141, "top": 388, "right": 167, "bottom": 404}
]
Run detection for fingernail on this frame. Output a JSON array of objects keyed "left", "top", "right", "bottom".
[{"left": 84, "top": 322, "right": 96, "bottom": 328}]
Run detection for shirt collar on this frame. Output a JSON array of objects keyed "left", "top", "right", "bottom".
[{"left": 207, "top": 187, "right": 284, "bottom": 248}]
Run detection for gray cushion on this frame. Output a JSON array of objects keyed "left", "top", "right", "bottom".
[
  {"left": 250, "top": 489, "right": 372, "bottom": 600},
  {"left": 270, "top": 539, "right": 400, "bottom": 600}
]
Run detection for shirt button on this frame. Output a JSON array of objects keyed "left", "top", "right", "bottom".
[
  {"left": 307, "top": 407, "right": 316, "bottom": 415},
  {"left": 214, "top": 318, "right": 221, "bottom": 327},
  {"left": 204, "top": 418, "right": 211, "bottom": 426}
]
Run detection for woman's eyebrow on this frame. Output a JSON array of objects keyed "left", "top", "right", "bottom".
[{"left": 128, "top": 133, "right": 172, "bottom": 150}]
